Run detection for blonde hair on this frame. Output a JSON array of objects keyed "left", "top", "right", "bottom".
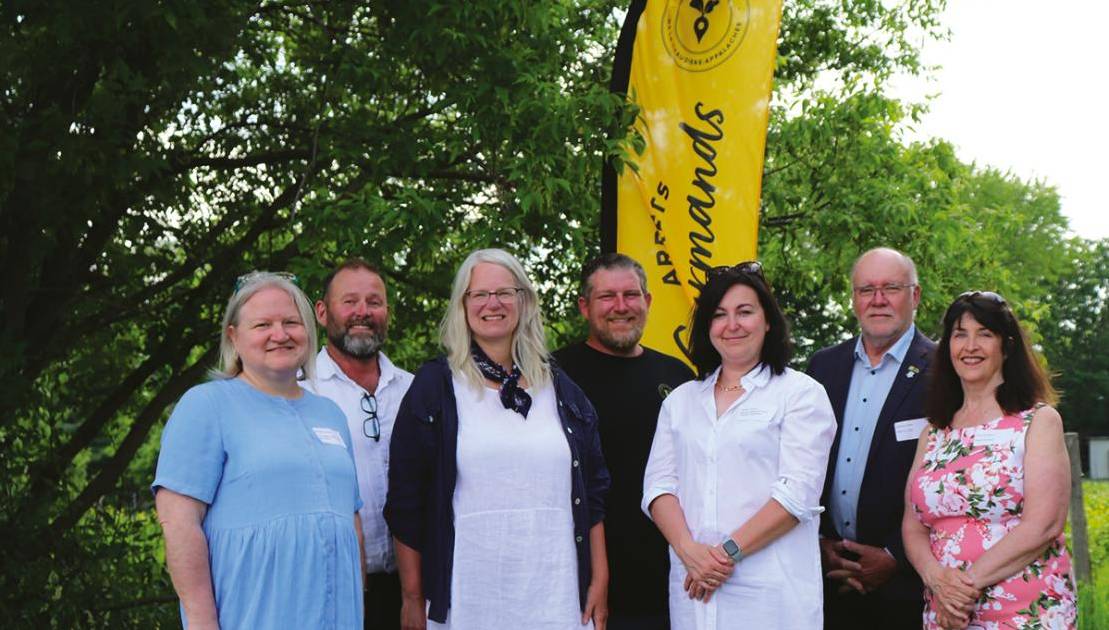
[
  {"left": 440, "top": 249, "right": 551, "bottom": 391},
  {"left": 213, "top": 272, "right": 318, "bottom": 381}
]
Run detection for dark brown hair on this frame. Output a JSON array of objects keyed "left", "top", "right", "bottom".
[
  {"left": 687, "top": 266, "right": 792, "bottom": 379},
  {"left": 926, "top": 292, "right": 1057, "bottom": 428}
]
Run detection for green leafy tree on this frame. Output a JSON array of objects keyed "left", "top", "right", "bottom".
[
  {"left": 1041, "top": 238, "right": 1109, "bottom": 441},
  {"left": 2, "top": 1, "right": 629, "bottom": 624}
]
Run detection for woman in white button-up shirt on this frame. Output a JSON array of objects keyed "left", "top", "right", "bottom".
[{"left": 642, "top": 262, "right": 836, "bottom": 630}]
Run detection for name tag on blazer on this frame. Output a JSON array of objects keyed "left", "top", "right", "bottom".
[
  {"left": 894, "top": 417, "right": 928, "bottom": 442},
  {"left": 312, "top": 427, "right": 347, "bottom": 448}
]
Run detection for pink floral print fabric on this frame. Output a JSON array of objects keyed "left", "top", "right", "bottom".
[{"left": 909, "top": 408, "right": 1076, "bottom": 629}]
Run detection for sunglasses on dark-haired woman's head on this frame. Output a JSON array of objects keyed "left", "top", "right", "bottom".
[
  {"left": 956, "top": 291, "right": 1007, "bottom": 306},
  {"left": 706, "top": 260, "right": 764, "bottom": 280}
]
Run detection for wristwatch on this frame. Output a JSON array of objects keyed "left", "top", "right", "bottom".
[{"left": 721, "top": 537, "right": 743, "bottom": 564}]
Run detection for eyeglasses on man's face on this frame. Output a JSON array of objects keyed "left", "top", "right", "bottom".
[
  {"left": 464, "top": 287, "right": 524, "bottom": 305},
  {"left": 852, "top": 283, "right": 916, "bottom": 299},
  {"left": 361, "top": 392, "right": 380, "bottom": 442}
]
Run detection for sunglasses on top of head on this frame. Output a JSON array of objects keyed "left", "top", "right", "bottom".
[
  {"left": 706, "top": 261, "right": 764, "bottom": 281},
  {"left": 957, "top": 290, "right": 1006, "bottom": 305}
]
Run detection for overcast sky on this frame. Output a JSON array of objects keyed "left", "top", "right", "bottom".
[{"left": 892, "top": 0, "right": 1108, "bottom": 239}]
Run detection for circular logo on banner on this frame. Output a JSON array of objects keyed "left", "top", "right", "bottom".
[{"left": 661, "top": 0, "right": 751, "bottom": 72}]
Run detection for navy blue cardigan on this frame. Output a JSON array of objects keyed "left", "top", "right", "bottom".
[{"left": 384, "top": 356, "right": 610, "bottom": 623}]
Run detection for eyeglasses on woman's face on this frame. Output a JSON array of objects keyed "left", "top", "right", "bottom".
[{"left": 464, "top": 287, "right": 524, "bottom": 305}]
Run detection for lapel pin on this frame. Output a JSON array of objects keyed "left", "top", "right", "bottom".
[{"left": 906, "top": 365, "right": 920, "bottom": 379}]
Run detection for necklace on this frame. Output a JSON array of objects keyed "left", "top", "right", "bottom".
[{"left": 716, "top": 380, "right": 743, "bottom": 392}]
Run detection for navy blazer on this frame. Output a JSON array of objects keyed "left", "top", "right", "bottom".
[
  {"left": 807, "top": 329, "right": 935, "bottom": 602},
  {"left": 384, "top": 356, "right": 610, "bottom": 623}
]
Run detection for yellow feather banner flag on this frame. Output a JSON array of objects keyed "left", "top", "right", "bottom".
[{"left": 602, "top": 0, "right": 783, "bottom": 367}]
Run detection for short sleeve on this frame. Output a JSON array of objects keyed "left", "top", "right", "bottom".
[{"left": 151, "top": 385, "right": 225, "bottom": 504}]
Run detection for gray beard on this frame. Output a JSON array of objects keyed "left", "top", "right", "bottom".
[
  {"left": 594, "top": 327, "right": 643, "bottom": 354},
  {"left": 332, "top": 330, "right": 385, "bottom": 359}
]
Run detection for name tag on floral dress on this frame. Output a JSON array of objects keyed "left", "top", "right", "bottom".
[{"left": 973, "top": 428, "right": 1015, "bottom": 448}]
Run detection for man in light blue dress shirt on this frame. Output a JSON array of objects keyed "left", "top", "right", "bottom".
[
  {"left": 807, "top": 248, "right": 936, "bottom": 629},
  {"left": 829, "top": 325, "right": 916, "bottom": 542}
]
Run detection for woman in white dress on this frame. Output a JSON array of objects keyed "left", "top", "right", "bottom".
[
  {"left": 385, "top": 248, "right": 611, "bottom": 630},
  {"left": 642, "top": 262, "right": 836, "bottom": 629}
]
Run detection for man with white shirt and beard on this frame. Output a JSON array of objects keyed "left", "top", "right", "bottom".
[
  {"left": 807, "top": 247, "right": 935, "bottom": 629},
  {"left": 302, "top": 258, "right": 413, "bottom": 630}
]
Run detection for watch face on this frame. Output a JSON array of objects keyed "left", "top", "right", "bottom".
[{"left": 723, "top": 539, "right": 739, "bottom": 555}]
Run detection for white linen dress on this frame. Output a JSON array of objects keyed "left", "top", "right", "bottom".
[
  {"left": 642, "top": 365, "right": 836, "bottom": 630},
  {"left": 428, "top": 378, "right": 590, "bottom": 630}
]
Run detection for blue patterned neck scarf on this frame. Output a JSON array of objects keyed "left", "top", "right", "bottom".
[{"left": 470, "top": 341, "right": 531, "bottom": 418}]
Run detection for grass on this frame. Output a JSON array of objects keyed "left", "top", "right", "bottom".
[{"left": 1075, "top": 480, "right": 1109, "bottom": 630}]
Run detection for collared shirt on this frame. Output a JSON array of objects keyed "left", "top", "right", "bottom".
[
  {"left": 642, "top": 365, "right": 836, "bottom": 630},
  {"left": 829, "top": 325, "right": 916, "bottom": 540},
  {"left": 302, "top": 348, "right": 414, "bottom": 573}
]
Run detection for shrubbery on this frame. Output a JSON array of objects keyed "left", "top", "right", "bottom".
[{"left": 1077, "top": 481, "right": 1109, "bottom": 629}]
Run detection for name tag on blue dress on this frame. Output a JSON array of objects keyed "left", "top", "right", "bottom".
[{"left": 312, "top": 427, "right": 346, "bottom": 447}]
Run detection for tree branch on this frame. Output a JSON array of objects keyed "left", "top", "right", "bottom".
[
  {"left": 10, "top": 327, "right": 202, "bottom": 527},
  {"left": 763, "top": 159, "right": 800, "bottom": 178},
  {"left": 762, "top": 211, "right": 809, "bottom": 227},
  {"left": 178, "top": 148, "right": 312, "bottom": 171},
  {"left": 48, "top": 346, "right": 217, "bottom": 538},
  {"left": 18, "top": 159, "right": 317, "bottom": 396},
  {"left": 425, "top": 169, "right": 512, "bottom": 189}
]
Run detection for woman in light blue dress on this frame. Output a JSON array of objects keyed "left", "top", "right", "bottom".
[{"left": 153, "top": 272, "right": 363, "bottom": 629}]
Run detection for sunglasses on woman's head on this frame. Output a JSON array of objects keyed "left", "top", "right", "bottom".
[
  {"left": 957, "top": 290, "right": 1006, "bottom": 305},
  {"left": 233, "top": 271, "right": 300, "bottom": 294},
  {"left": 706, "top": 261, "right": 764, "bottom": 280}
]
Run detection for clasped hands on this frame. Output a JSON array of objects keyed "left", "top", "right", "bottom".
[
  {"left": 676, "top": 539, "right": 734, "bottom": 602},
  {"left": 923, "top": 566, "right": 980, "bottom": 629},
  {"left": 820, "top": 537, "right": 898, "bottom": 595},
  {"left": 822, "top": 538, "right": 979, "bottom": 628}
]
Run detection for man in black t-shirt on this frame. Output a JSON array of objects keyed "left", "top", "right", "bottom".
[{"left": 554, "top": 253, "right": 693, "bottom": 630}]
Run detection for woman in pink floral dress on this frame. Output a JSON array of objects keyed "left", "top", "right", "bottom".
[{"left": 903, "top": 291, "right": 1076, "bottom": 630}]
